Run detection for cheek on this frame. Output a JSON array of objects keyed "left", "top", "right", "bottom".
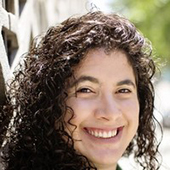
[
  {"left": 65, "top": 98, "right": 95, "bottom": 125},
  {"left": 121, "top": 99, "right": 139, "bottom": 122}
]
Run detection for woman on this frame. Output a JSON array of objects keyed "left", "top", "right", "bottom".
[{"left": 1, "top": 11, "right": 160, "bottom": 170}]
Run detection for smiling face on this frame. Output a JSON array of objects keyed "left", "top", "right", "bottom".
[{"left": 65, "top": 48, "right": 139, "bottom": 170}]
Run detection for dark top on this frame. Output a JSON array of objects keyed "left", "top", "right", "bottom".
[{"left": 116, "top": 164, "right": 122, "bottom": 170}]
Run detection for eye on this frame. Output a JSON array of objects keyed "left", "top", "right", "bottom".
[
  {"left": 117, "top": 88, "right": 131, "bottom": 94},
  {"left": 76, "top": 88, "right": 93, "bottom": 93},
  {"left": 74, "top": 87, "right": 97, "bottom": 98}
]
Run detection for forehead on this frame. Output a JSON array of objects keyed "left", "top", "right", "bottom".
[
  {"left": 72, "top": 48, "right": 135, "bottom": 81},
  {"left": 75, "top": 48, "right": 131, "bottom": 70}
]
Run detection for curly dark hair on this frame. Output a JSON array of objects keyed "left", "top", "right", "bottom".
[
  {"left": 1, "top": 11, "right": 160, "bottom": 170},
  {"left": 0, "top": 100, "right": 13, "bottom": 146}
]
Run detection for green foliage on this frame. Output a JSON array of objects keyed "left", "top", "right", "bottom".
[{"left": 111, "top": 0, "right": 170, "bottom": 65}]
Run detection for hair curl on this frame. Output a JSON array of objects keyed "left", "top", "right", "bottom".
[
  {"left": 1, "top": 11, "right": 160, "bottom": 170},
  {"left": 0, "top": 99, "right": 13, "bottom": 146}
]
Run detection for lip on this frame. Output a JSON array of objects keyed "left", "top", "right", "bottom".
[{"left": 83, "top": 126, "right": 124, "bottom": 143}]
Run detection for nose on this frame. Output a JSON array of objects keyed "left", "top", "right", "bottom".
[{"left": 94, "top": 93, "right": 121, "bottom": 121}]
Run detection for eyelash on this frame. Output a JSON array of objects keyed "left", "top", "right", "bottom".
[
  {"left": 117, "top": 88, "right": 131, "bottom": 94},
  {"left": 76, "top": 88, "right": 93, "bottom": 93},
  {"left": 73, "top": 86, "right": 133, "bottom": 99},
  {"left": 76, "top": 88, "right": 131, "bottom": 93}
]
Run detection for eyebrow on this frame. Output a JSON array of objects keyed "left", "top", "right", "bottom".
[
  {"left": 117, "top": 79, "right": 136, "bottom": 88},
  {"left": 70, "top": 76, "right": 136, "bottom": 88},
  {"left": 70, "top": 76, "right": 99, "bottom": 88}
]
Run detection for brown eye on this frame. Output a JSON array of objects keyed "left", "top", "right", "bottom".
[
  {"left": 77, "top": 88, "right": 92, "bottom": 93},
  {"left": 117, "top": 89, "right": 131, "bottom": 94}
]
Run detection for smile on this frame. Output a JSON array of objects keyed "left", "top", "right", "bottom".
[{"left": 85, "top": 128, "right": 118, "bottom": 139}]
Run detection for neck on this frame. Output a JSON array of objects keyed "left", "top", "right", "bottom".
[{"left": 95, "top": 164, "right": 117, "bottom": 170}]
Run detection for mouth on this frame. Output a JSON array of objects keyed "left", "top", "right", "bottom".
[{"left": 84, "top": 127, "right": 121, "bottom": 139}]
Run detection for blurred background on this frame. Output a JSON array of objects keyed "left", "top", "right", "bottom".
[{"left": 0, "top": 0, "right": 170, "bottom": 169}]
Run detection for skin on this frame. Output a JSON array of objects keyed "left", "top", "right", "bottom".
[{"left": 65, "top": 48, "right": 139, "bottom": 170}]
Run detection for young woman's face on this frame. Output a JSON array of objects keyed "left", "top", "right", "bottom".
[{"left": 65, "top": 48, "right": 139, "bottom": 170}]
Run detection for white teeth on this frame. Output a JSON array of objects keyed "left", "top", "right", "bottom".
[
  {"left": 94, "top": 131, "right": 98, "bottom": 137},
  {"left": 99, "top": 131, "right": 102, "bottom": 137},
  {"left": 108, "top": 131, "right": 112, "bottom": 137},
  {"left": 87, "top": 129, "right": 117, "bottom": 138},
  {"left": 103, "top": 131, "right": 107, "bottom": 138},
  {"left": 111, "top": 130, "right": 117, "bottom": 136},
  {"left": 91, "top": 131, "right": 94, "bottom": 136}
]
